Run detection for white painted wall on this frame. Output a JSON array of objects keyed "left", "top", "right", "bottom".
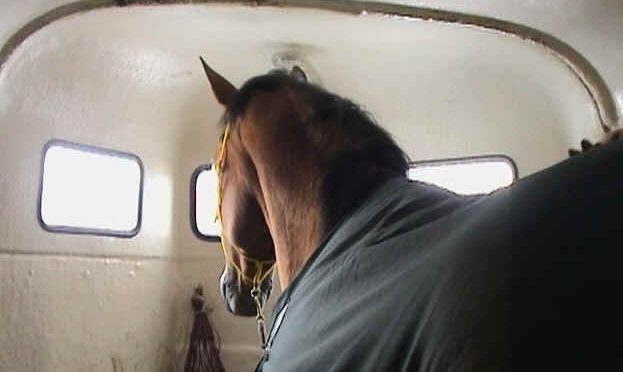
[
  {"left": 0, "top": 2, "right": 619, "bottom": 372},
  {"left": 360, "top": 0, "right": 623, "bottom": 119}
]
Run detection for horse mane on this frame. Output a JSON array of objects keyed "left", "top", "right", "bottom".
[{"left": 221, "top": 71, "right": 409, "bottom": 233}]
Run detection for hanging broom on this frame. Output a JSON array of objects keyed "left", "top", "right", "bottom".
[{"left": 184, "top": 284, "right": 226, "bottom": 372}]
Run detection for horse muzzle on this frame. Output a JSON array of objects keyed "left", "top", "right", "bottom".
[{"left": 219, "top": 267, "right": 272, "bottom": 316}]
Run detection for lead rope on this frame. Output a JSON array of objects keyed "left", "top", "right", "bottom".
[
  {"left": 214, "top": 124, "right": 275, "bottom": 349},
  {"left": 251, "top": 268, "right": 268, "bottom": 348}
]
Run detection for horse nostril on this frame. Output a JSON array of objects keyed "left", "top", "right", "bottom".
[
  {"left": 219, "top": 268, "right": 238, "bottom": 314},
  {"left": 219, "top": 267, "right": 257, "bottom": 316},
  {"left": 218, "top": 267, "right": 275, "bottom": 317}
]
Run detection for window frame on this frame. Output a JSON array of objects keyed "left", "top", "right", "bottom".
[
  {"left": 37, "top": 139, "right": 144, "bottom": 238},
  {"left": 190, "top": 164, "right": 220, "bottom": 242},
  {"left": 407, "top": 154, "right": 518, "bottom": 194}
]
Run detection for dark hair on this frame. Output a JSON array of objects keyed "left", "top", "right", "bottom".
[{"left": 223, "top": 71, "right": 409, "bottom": 231}]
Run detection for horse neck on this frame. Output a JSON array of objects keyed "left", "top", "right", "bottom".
[
  {"left": 256, "top": 161, "right": 325, "bottom": 289},
  {"left": 240, "top": 126, "right": 327, "bottom": 289}
]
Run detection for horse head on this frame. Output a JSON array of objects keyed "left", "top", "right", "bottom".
[
  {"left": 199, "top": 57, "right": 407, "bottom": 325},
  {"left": 199, "top": 58, "right": 279, "bottom": 318}
]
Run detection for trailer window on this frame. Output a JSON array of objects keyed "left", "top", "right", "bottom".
[
  {"left": 38, "top": 140, "right": 143, "bottom": 237},
  {"left": 191, "top": 156, "right": 517, "bottom": 240},
  {"left": 191, "top": 164, "right": 220, "bottom": 240},
  {"left": 407, "top": 155, "right": 516, "bottom": 195}
]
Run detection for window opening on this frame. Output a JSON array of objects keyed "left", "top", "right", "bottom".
[
  {"left": 191, "top": 155, "right": 517, "bottom": 240},
  {"left": 38, "top": 139, "right": 143, "bottom": 237},
  {"left": 191, "top": 164, "right": 220, "bottom": 240},
  {"left": 407, "top": 155, "right": 517, "bottom": 195}
]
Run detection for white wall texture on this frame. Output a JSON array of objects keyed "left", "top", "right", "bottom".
[
  {"left": 363, "top": 0, "right": 623, "bottom": 120},
  {"left": 0, "top": 2, "right": 620, "bottom": 372}
]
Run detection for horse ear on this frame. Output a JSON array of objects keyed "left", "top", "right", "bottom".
[
  {"left": 199, "top": 56, "right": 237, "bottom": 106},
  {"left": 290, "top": 65, "right": 308, "bottom": 83}
]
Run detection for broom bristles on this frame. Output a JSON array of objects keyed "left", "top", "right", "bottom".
[{"left": 185, "top": 285, "right": 226, "bottom": 372}]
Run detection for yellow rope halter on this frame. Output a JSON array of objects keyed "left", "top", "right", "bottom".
[{"left": 213, "top": 124, "right": 275, "bottom": 289}]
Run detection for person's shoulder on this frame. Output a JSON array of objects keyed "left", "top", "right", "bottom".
[{"left": 568, "top": 128, "right": 623, "bottom": 157}]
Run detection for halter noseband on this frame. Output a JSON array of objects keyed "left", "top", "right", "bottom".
[{"left": 214, "top": 124, "right": 275, "bottom": 348}]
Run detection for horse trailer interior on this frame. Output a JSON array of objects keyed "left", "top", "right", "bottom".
[{"left": 1, "top": 1, "right": 621, "bottom": 371}]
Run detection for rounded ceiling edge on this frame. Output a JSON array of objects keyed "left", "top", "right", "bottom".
[{"left": 1, "top": 0, "right": 617, "bottom": 129}]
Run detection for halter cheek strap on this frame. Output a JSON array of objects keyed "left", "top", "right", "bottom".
[{"left": 214, "top": 124, "right": 275, "bottom": 348}]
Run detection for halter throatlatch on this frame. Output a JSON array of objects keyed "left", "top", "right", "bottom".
[{"left": 214, "top": 124, "right": 275, "bottom": 349}]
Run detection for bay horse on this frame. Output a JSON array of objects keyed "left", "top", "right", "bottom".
[
  {"left": 200, "top": 58, "right": 623, "bottom": 371},
  {"left": 202, "top": 58, "right": 407, "bottom": 316}
]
